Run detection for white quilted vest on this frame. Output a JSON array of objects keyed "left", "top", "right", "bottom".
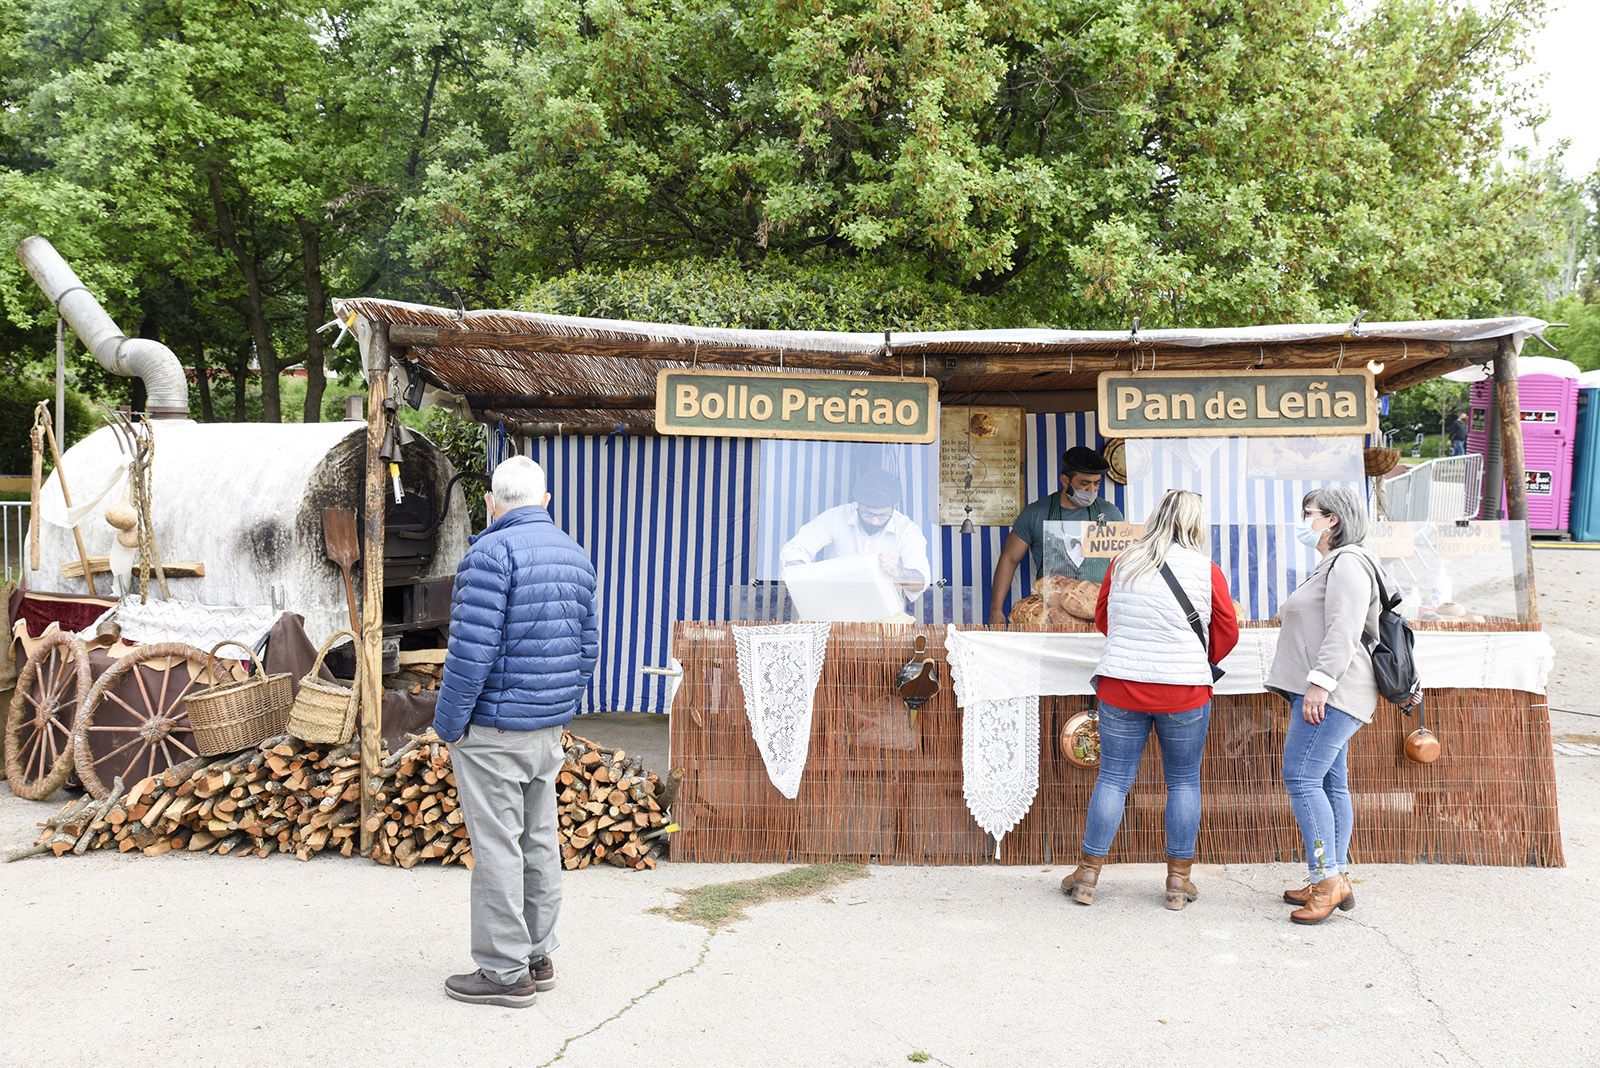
[{"left": 1094, "top": 545, "right": 1216, "bottom": 686}]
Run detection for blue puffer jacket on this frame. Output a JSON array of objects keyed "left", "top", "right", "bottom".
[{"left": 432, "top": 507, "right": 599, "bottom": 742}]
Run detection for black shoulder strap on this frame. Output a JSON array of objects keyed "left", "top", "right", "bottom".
[{"left": 1158, "top": 562, "right": 1209, "bottom": 654}]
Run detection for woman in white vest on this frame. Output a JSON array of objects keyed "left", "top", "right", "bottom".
[{"left": 1060, "top": 489, "right": 1239, "bottom": 910}]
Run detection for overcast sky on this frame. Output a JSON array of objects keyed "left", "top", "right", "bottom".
[{"left": 1511, "top": 0, "right": 1600, "bottom": 179}]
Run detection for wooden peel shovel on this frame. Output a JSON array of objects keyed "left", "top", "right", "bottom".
[{"left": 322, "top": 506, "right": 362, "bottom": 633}]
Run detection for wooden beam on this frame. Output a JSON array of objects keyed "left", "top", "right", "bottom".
[
  {"left": 1496, "top": 338, "right": 1528, "bottom": 524},
  {"left": 358, "top": 323, "right": 390, "bottom": 856},
  {"left": 1493, "top": 336, "right": 1538, "bottom": 623},
  {"left": 466, "top": 392, "right": 655, "bottom": 411},
  {"left": 1377, "top": 358, "right": 1473, "bottom": 395},
  {"left": 390, "top": 323, "right": 890, "bottom": 373},
  {"left": 494, "top": 417, "right": 660, "bottom": 438}
]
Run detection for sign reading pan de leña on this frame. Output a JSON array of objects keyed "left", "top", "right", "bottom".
[
  {"left": 656, "top": 368, "right": 938, "bottom": 443},
  {"left": 1097, "top": 368, "right": 1377, "bottom": 439}
]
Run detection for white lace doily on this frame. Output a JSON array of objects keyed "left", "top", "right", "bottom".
[
  {"left": 961, "top": 697, "right": 1041, "bottom": 857},
  {"left": 733, "top": 623, "right": 831, "bottom": 799}
]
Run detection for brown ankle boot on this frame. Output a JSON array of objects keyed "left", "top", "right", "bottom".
[
  {"left": 1284, "top": 873, "right": 1354, "bottom": 909},
  {"left": 1164, "top": 858, "right": 1198, "bottom": 910},
  {"left": 1289, "top": 875, "right": 1354, "bottom": 924},
  {"left": 1060, "top": 855, "right": 1105, "bottom": 905}
]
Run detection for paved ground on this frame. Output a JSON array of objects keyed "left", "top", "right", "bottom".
[{"left": 2, "top": 548, "right": 1597, "bottom": 1067}]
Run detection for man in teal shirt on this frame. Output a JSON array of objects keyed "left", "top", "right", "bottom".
[{"left": 987, "top": 446, "right": 1123, "bottom": 624}]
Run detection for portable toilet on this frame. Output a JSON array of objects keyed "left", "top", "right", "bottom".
[
  {"left": 1572, "top": 369, "right": 1600, "bottom": 542},
  {"left": 1467, "top": 355, "right": 1581, "bottom": 533}
]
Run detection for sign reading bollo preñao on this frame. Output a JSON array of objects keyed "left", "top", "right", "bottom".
[
  {"left": 655, "top": 368, "right": 938, "bottom": 443},
  {"left": 1097, "top": 368, "right": 1376, "bottom": 438}
]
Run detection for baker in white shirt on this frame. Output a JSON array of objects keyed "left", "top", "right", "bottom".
[{"left": 779, "top": 469, "right": 932, "bottom": 598}]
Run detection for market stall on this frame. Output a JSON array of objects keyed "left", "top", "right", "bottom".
[{"left": 328, "top": 302, "right": 1563, "bottom": 868}]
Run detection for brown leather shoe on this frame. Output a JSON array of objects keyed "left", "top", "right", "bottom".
[
  {"left": 1284, "top": 873, "right": 1355, "bottom": 909},
  {"left": 1289, "top": 876, "right": 1354, "bottom": 925},
  {"left": 530, "top": 955, "right": 556, "bottom": 992},
  {"left": 1060, "top": 855, "right": 1105, "bottom": 905},
  {"left": 444, "top": 969, "right": 537, "bottom": 1007},
  {"left": 1164, "top": 858, "right": 1198, "bottom": 911}
]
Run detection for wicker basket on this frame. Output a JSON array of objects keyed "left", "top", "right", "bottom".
[
  {"left": 287, "top": 630, "right": 361, "bottom": 745},
  {"left": 1365, "top": 446, "right": 1402, "bottom": 477},
  {"left": 184, "top": 641, "right": 293, "bottom": 756}
]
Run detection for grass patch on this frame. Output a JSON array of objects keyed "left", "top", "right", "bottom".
[
  {"left": 908, "top": 1053, "right": 931, "bottom": 1063},
  {"left": 652, "top": 862, "right": 867, "bottom": 931}
]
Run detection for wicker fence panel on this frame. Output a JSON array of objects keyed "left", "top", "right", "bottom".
[{"left": 669, "top": 623, "right": 1564, "bottom": 867}]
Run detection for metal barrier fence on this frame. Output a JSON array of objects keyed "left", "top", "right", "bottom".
[
  {"left": 1380, "top": 454, "right": 1485, "bottom": 522},
  {"left": 2, "top": 500, "right": 30, "bottom": 584}
]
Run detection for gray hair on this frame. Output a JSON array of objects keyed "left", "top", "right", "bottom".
[
  {"left": 492, "top": 456, "right": 548, "bottom": 509},
  {"left": 1302, "top": 485, "right": 1367, "bottom": 549}
]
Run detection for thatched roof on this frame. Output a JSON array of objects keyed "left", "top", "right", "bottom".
[{"left": 332, "top": 297, "right": 1549, "bottom": 432}]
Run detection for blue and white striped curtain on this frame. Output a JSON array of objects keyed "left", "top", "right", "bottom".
[{"left": 499, "top": 418, "right": 1355, "bottom": 713}]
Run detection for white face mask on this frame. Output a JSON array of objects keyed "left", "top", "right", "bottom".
[
  {"left": 1066, "top": 486, "right": 1098, "bottom": 508},
  {"left": 1295, "top": 516, "right": 1328, "bottom": 549}
]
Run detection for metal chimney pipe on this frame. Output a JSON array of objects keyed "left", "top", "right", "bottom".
[{"left": 16, "top": 236, "right": 190, "bottom": 418}]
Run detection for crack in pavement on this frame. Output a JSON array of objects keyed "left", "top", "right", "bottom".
[
  {"left": 1344, "top": 914, "right": 1481, "bottom": 1068},
  {"left": 537, "top": 931, "right": 715, "bottom": 1067}
]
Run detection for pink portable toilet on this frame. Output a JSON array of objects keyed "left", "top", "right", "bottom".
[{"left": 1467, "top": 356, "right": 1581, "bottom": 533}]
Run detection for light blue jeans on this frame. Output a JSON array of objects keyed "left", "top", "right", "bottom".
[
  {"left": 1082, "top": 702, "right": 1211, "bottom": 860},
  {"left": 1281, "top": 696, "right": 1364, "bottom": 882}
]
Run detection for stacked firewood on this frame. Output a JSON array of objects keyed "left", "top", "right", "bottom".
[
  {"left": 556, "top": 733, "right": 681, "bottom": 871},
  {"left": 7, "top": 729, "right": 681, "bottom": 871}
]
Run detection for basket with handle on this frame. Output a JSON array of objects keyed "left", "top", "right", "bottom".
[
  {"left": 183, "top": 641, "right": 294, "bottom": 755},
  {"left": 287, "top": 630, "right": 362, "bottom": 745}
]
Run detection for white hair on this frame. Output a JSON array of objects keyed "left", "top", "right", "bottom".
[{"left": 491, "top": 456, "right": 547, "bottom": 509}]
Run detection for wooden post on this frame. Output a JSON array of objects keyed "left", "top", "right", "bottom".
[
  {"left": 358, "top": 322, "right": 390, "bottom": 855},
  {"left": 1493, "top": 337, "right": 1538, "bottom": 622},
  {"left": 1495, "top": 338, "right": 1528, "bottom": 523}
]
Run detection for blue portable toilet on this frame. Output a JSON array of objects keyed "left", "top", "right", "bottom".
[{"left": 1573, "top": 370, "right": 1600, "bottom": 542}]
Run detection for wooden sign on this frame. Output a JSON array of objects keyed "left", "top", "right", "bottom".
[
  {"left": 1097, "top": 369, "right": 1377, "bottom": 439},
  {"left": 655, "top": 368, "right": 938, "bottom": 442},
  {"left": 939, "top": 405, "right": 1025, "bottom": 526}
]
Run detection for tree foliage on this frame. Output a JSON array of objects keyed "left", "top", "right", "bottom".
[{"left": 0, "top": 0, "right": 1591, "bottom": 424}]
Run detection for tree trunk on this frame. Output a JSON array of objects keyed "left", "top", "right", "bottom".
[
  {"left": 233, "top": 339, "right": 250, "bottom": 422},
  {"left": 210, "top": 170, "right": 281, "bottom": 422},
  {"left": 299, "top": 219, "right": 327, "bottom": 423},
  {"left": 194, "top": 341, "right": 215, "bottom": 423}
]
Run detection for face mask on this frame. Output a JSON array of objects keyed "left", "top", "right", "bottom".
[
  {"left": 1066, "top": 487, "right": 1098, "bottom": 508},
  {"left": 1295, "top": 517, "right": 1326, "bottom": 548}
]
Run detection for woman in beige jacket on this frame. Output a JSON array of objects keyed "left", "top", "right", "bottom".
[{"left": 1266, "top": 485, "right": 1386, "bottom": 925}]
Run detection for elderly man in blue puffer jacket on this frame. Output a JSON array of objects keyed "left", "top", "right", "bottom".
[{"left": 434, "top": 455, "right": 598, "bottom": 1009}]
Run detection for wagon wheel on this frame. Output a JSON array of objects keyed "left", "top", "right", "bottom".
[
  {"left": 72, "top": 642, "right": 215, "bottom": 799},
  {"left": 4, "top": 631, "right": 91, "bottom": 800}
]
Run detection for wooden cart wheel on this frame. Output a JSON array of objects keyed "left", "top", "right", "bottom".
[
  {"left": 5, "top": 630, "right": 91, "bottom": 800},
  {"left": 72, "top": 642, "right": 214, "bottom": 799}
]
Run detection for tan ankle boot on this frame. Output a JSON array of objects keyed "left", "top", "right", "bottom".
[
  {"left": 1060, "top": 855, "right": 1105, "bottom": 905},
  {"left": 1164, "top": 858, "right": 1198, "bottom": 911},
  {"left": 1289, "top": 875, "right": 1354, "bottom": 924},
  {"left": 1284, "top": 873, "right": 1354, "bottom": 908}
]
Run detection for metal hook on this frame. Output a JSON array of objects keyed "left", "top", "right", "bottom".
[
  {"left": 1401, "top": 340, "right": 1408, "bottom": 361},
  {"left": 1255, "top": 345, "right": 1265, "bottom": 369},
  {"left": 692, "top": 340, "right": 700, "bottom": 369},
  {"left": 1350, "top": 309, "right": 1366, "bottom": 337},
  {"left": 1337, "top": 342, "right": 1346, "bottom": 370}
]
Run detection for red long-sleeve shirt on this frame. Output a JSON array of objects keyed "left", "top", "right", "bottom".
[{"left": 1093, "top": 557, "right": 1241, "bottom": 713}]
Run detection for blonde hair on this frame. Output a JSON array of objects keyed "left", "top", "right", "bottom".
[{"left": 1114, "top": 490, "right": 1207, "bottom": 587}]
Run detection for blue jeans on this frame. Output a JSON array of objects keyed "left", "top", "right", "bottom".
[
  {"left": 1082, "top": 702, "right": 1211, "bottom": 860},
  {"left": 1281, "top": 696, "right": 1364, "bottom": 882},
  {"left": 1450, "top": 440, "right": 1466, "bottom": 456}
]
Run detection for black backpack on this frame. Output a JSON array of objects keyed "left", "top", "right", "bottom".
[{"left": 1337, "top": 553, "right": 1421, "bottom": 710}]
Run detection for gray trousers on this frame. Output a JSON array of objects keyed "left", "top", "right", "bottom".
[{"left": 451, "top": 724, "right": 565, "bottom": 985}]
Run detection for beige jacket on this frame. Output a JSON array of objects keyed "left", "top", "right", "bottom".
[{"left": 1266, "top": 545, "right": 1384, "bottom": 722}]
